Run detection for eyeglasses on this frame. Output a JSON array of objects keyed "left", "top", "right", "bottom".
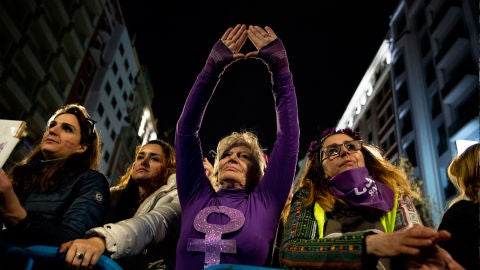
[
  {"left": 85, "top": 118, "right": 97, "bottom": 138},
  {"left": 321, "top": 140, "right": 363, "bottom": 161}
]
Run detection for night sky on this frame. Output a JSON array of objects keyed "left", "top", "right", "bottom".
[{"left": 118, "top": 1, "right": 398, "bottom": 158}]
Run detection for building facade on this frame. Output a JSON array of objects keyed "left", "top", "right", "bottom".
[
  {"left": 0, "top": 0, "right": 158, "bottom": 183},
  {"left": 337, "top": 0, "right": 478, "bottom": 226}
]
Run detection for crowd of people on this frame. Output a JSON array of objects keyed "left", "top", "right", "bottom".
[{"left": 0, "top": 24, "right": 477, "bottom": 270}]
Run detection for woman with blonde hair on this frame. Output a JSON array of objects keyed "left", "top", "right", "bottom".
[
  {"left": 438, "top": 142, "right": 479, "bottom": 270},
  {"left": 175, "top": 24, "right": 299, "bottom": 269}
]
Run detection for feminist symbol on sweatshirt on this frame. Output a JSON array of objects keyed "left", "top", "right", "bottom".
[{"left": 187, "top": 206, "right": 245, "bottom": 268}]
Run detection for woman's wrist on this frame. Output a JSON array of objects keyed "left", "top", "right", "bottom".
[
  {"left": 91, "top": 236, "right": 106, "bottom": 248},
  {"left": 3, "top": 211, "right": 30, "bottom": 232},
  {"left": 89, "top": 235, "right": 109, "bottom": 255},
  {"left": 258, "top": 38, "right": 290, "bottom": 74},
  {"left": 3, "top": 207, "right": 28, "bottom": 226},
  {"left": 365, "top": 234, "right": 375, "bottom": 254},
  {"left": 362, "top": 232, "right": 379, "bottom": 269},
  {"left": 205, "top": 40, "right": 234, "bottom": 74}
]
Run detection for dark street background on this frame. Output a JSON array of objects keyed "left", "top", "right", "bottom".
[{"left": 119, "top": 1, "right": 398, "bottom": 157}]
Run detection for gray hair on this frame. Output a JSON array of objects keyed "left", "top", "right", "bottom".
[{"left": 210, "top": 131, "right": 267, "bottom": 192}]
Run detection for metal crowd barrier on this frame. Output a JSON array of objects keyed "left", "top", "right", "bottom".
[{"left": 2, "top": 244, "right": 123, "bottom": 270}]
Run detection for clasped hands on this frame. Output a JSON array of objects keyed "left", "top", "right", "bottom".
[
  {"left": 366, "top": 224, "right": 465, "bottom": 270},
  {"left": 221, "top": 24, "right": 277, "bottom": 59}
]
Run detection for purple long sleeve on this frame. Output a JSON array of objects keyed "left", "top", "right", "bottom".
[{"left": 175, "top": 39, "right": 299, "bottom": 270}]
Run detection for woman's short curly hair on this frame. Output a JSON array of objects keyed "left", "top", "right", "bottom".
[{"left": 210, "top": 131, "right": 267, "bottom": 193}]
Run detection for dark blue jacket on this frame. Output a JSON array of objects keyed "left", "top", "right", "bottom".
[{"left": 0, "top": 169, "right": 110, "bottom": 246}]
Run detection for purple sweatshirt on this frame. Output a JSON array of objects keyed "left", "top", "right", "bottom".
[{"left": 175, "top": 38, "right": 299, "bottom": 270}]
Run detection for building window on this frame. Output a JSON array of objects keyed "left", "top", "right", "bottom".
[
  {"left": 111, "top": 96, "right": 117, "bottom": 109},
  {"left": 379, "top": 113, "right": 386, "bottom": 127},
  {"left": 103, "top": 150, "right": 110, "bottom": 163},
  {"left": 119, "top": 43, "right": 125, "bottom": 56},
  {"left": 400, "top": 110, "right": 413, "bottom": 136},
  {"left": 387, "top": 104, "right": 393, "bottom": 115},
  {"left": 110, "top": 129, "right": 116, "bottom": 141},
  {"left": 437, "top": 124, "right": 447, "bottom": 155},
  {"left": 388, "top": 132, "right": 395, "bottom": 147},
  {"left": 128, "top": 73, "right": 133, "bottom": 84},
  {"left": 105, "top": 82, "right": 112, "bottom": 95},
  {"left": 431, "top": 92, "right": 441, "bottom": 119},
  {"left": 406, "top": 142, "right": 417, "bottom": 167},
  {"left": 396, "top": 82, "right": 408, "bottom": 105},
  {"left": 117, "top": 77, "right": 123, "bottom": 89},
  {"left": 112, "top": 62, "right": 118, "bottom": 75},
  {"left": 98, "top": 103, "right": 105, "bottom": 116}
]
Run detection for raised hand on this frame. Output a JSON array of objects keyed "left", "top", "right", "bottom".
[
  {"left": 245, "top": 25, "right": 278, "bottom": 58},
  {"left": 220, "top": 24, "right": 248, "bottom": 59}
]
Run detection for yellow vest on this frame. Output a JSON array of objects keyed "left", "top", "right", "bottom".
[{"left": 313, "top": 192, "right": 399, "bottom": 238}]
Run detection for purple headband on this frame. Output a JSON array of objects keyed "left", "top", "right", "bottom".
[{"left": 307, "top": 127, "right": 362, "bottom": 160}]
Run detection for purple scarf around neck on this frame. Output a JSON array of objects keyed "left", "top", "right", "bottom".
[{"left": 328, "top": 167, "right": 394, "bottom": 212}]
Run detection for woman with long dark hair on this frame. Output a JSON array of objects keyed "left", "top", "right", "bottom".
[{"left": 0, "top": 104, "right": 110, "bottom": 268}]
